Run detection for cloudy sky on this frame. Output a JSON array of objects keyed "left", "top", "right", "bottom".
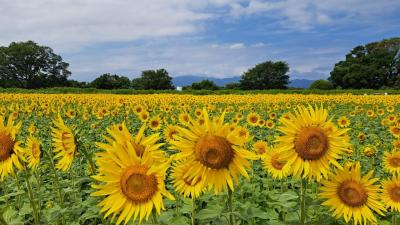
[{"left": 1, "top": 0, "right": 399, "bottom": 81}]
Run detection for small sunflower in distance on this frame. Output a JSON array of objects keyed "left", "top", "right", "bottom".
[
  {"left": 149, "top": 116, "right": 162, "bottom": 131},
  {"left": 92, "top": 141, "right": 174, "bottom": 225},
  {"left": 319, "top": 162, "right": 386, "bottom": 225},
  {"left": 171, "top": 161, "right": 205, "bottom": 198},
  {"left": 276, "top": 105, "right": 350, "bottom": 180},
  {"left": 383, "top": 151, "right": 400, "bottom": 175},
  {"left": 164, "top": 125, "right": 179, "bottom": 142},
  {"left": 262, "top": 147, "right": 290, "bottom": 179},
  {"left": 24, "top": 136, "right": 41, "bottom": 170},
  {"left": 170, "top": 109, "right": 257, "bottom": 194},
  {"left": 0, "top": 116, "right": 23, "bottom": 180},
  {"left": 382, "top": 176, "right": 400, "bottom": 212},
  {"left": 389, "top": 125, "right": 400, "bottom": 138},
  {"left": 246, "top": 112, "right": 260, "bottom": 126},
  {"left": 337, "top": 116, "right": 350, "bottom": 128},
  {"left": 51, "top": 114, "right": 76, "bottom": 171}
]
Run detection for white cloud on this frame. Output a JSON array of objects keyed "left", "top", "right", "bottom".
[
  {"left": 251, "top": 42, "right": 266, "bottom": 48},
  {"left": 229, "top": 43, "right": 245, "bottom": 49}
]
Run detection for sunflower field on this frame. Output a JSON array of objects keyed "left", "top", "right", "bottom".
[{"left": 1, "top": 93, "right": 400, "bottom": 225}]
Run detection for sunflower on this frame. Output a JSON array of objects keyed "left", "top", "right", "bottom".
[
  {"left": 28, "top": 122, "right": 36, "bottom": 134},
  {"left": 139, "top": 111, "right": 149, "bottom": 122},
  {"left": 357, "top": 132, "right": 366, "bottom": 142},
  {"left": 319, "top": 162, "right": 385, "bottom": 225},
  {"left": 51, "top": 115, "right": 76, "bottom": 171},
  {"left": 253, "top": 140, "right": 269, "bottom": 155},
  {"left": 383, "top": 151, "right": 400, "bottom": 175},
  {"left": 262, "top": 148, "right": 291, "bottom": 179},
  {"left": 276, "top": 105, "right": 350, "bottom": 180},
  {"left": 246, "top": 112, "right": 260, "bottom": 126},
  {"left": 149, "top": 116, "right": 162, "bottom": 131},
  {"left": 92, "top": 140, "right": 174, "bottom": 225},
  {"left": 164, "top": 125, "right": 179, "bottom": 142},
  {"left": 265, "top": 120, "right": 275, "bottom": 129},
  {"left": 0, "top": 116, "right": 23, "bottom": 180},
  {"left": 171, "top": 161, "right": 205, "bottom": 198},
  {"left": 100, "top": 122, "right": 166, "bottom": 164},
  {"left": 363, "top": 146, "right": 376, "bottom": 158},
  {"left": 24, "top": 136, "right": 41, "bottom": 170},
  {"left": 337, "top": 116, "right": 350, "bottom": 128},
  {"left": 389, "top": 126, "right": 400, "bottom": 138},
  {"left": 393, "top": 140, "right": 400, "bottom": 149},
  {"left": 170, "top": 109, "right": 257, "bottom": 194},
  {"left": 381, "top": 176, "right": 400, "bottom": 212},
  {"left": 178, "top": 113, "right": 191, "bottom": 126}
]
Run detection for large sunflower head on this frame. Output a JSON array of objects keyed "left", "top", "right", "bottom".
[
  {"left": 319, "top": 162, "right": 386, "bottom": 225},
  {"left": 101, "top": 122, "right": 166, "bottom": 164},
  {"left": 92, "top": 136, "right": 174, "bottom": 225},
  {"left": 0, "top": 116, "right": 23, "bottom": 180},
  {"left": 382, "top": 176, "right": 400, "bottom": 212},
  {"left": 276, "top": 105, "right": 350, "bottom": 180},
  {"left": 51, "top": 114, "right": 76, "bottom": 171},
  {"left": 171, "top": 161, "right": 205, "bottom": 199},
  {"left": 383, "top": 151, "right": 400, "bottom": 175},
  {"left": 262, "top": 147, "right": 291, "bottom": 180},
  {"left": 170, "top": 109, "right": 257, "bottom": 194}
]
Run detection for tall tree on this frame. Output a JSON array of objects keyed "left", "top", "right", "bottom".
[
  {"left": 0, "top": 41, "right": 71, "bottom": 88},
  {"left": 189, "top": 79, "right": 219, "bottom": 90},
  {"left": 132, "top": 69, "right": 175, "bottom": 90},
  {"left": 329, "top": 37, "right": 400, "bottom": 89},
  {"left": 239, "top": 61, "right": 289, "bottom": 90},
  {"left": 90, "top": 73, "right": 131, "bottom": 89}
]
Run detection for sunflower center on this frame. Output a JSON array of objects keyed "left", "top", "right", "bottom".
[
  {"left": 0, "top": 131, "right": 14, "bottom": 161},
  {"left": 131, "top": 141, "right": 145, "bottom": 157},
  {"left": 389, "top": 157, "right": 400, "bottom": 168},
  {"left": 168, "top": 130, "right": 178, "bottom": 139},
  {"left": 31, "top": 143, "right": 40, "bottom": 158},
  {"left": 120, "top": 166, "right": 158, "bottom": 203},
  {"left": 271, "top": 154, "right": 285, "bottom": 170},
  {"left": 151, "top": 120, "right": 159, "bottom": 128},
  {"left": 294, "top": 127, "right": 328, "bottom": 160},
  {"left": 195, "top": 135, "right": 234, "bottom": 169},
  {"left": 337, "top": 180, "right": 368, "bottom": 207},
  {"left": 389, "top": 186, "right": 400, "bottom": 202},
  {"left": 250, "top": 116, "right": 257, "bottom": 123}
]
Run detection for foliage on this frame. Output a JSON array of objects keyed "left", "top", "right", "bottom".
[
  {"left": 329, "top": 37, "right": 400, "bottom": 89},
  {"left": 90, "top": 73, "right": 131, "bottom": 89},
  {"left": 185, "top": 79, "right": 219, "bottom": 90},
  {"left": 0, "top": 41, "right": 71, "bottom": 89},
  {"left": 309, "top": 80, "right": 334, "bottom": 90},
  {"left": 239, "top": 61, "right": 290, "bottom": 90},
  {"left": 131, "top": 69, "right": 175, "bottom": 90}
]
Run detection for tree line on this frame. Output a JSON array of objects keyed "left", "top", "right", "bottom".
[{"left": 1, "top": 38, "right": 399, "bottom": 90}]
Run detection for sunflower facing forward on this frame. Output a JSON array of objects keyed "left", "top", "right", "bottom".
[
  {"left": 319, "top": 162, "right": 385, "bottom": 225},
  {"left": 276, "top": 105, "right": 350, "bottom": 180},
  {"left": 383, "top": 151, "right": 400, "bottom": 175},
  {"left": 262, "top": 147, "right": 291, "bottom": 180},
  {"left": 170, "top": 109, "right": 257, "bottom": 194},
  {"left": 0, "top": 116, "right": 23, "bottom": 180},
  {"left": 51, "top": 115, "right": 76, "bottom": 171},
  {"left": 92, "top": 136, "right": 174, "bottom": 225}
]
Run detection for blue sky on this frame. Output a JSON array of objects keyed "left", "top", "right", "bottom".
[{"left": 1, "top": 0, "right": 399, "bottom": 81}]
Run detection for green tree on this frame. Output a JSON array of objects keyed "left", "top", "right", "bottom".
[
  {"left": 329, "top": 37, "right": 400, "bottom": 89},
  {"left": 90, "top": 73, "right": 131, "bottom": 89},
  {"left": 0, "top": 41, "right": 71, "bottom": 88},
  {"left": 132, "top": 69, "right": 175, "bottom": 90},
  {"left": 309, "top": 79, "right": 334, "bottom": 90},
  {"left": 239, "top": 61, "right": 289, "bottom": 90},
  {"left": 189, "top": 79, "right": 219, "bottom": 90}
]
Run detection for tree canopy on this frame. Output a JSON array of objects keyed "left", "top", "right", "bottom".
[
  {"left": 0, "top": 41, "right": 71, "bottom": 88},
  {"left": 239, "top": 61, "right": 289, "bottom": 90},
  {"left": 132, "top": 69, "right": 175, "bottom": 90},
  {"left": 329, "top": 37, "right": 400, "bottom": 89},
  {"left": 187, "top": 79, "right": 219, "bottom": 90},
  {"left": 90, "top": 73, "right": 131, "bottom": 89},
  {"left": 309, "top": 80, "right": 334, "bottom": 90}
]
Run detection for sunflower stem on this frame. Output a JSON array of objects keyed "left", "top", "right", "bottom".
[
  {"left": 23, "top": 169, "right": 40, "bottom": 225},
  {"left": 77, "top": 139, "right": 96, "bottom": 175},
  {"left": 300, "top": 179, "right": 307, "bottom": 225},
  {"left": 152, "top": 211, "right": 158, "bottom": 225},
  {"left": 191, "top": 197, "right": 196, "bottom": 225},
  {"left": 393, "top": 212, "right": 397, "bottom": 225},
  {"left": 227, "top": 187, "right": 234, "bottom": 225}
]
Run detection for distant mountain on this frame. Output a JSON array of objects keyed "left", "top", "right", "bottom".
[
  {"left": 172, "top": 75, "right": 315, "bottom": 89},
  {"left": 288, "top": 79, "right": 315, "bottom": 88}
]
